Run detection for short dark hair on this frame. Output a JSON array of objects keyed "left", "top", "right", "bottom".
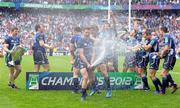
[
  {"left": 145, "top": 29, "right": 151, "bottom": 36},
  {"left": 104, "top": 21, "right": 110, "bottom": 26},
  {"left": 11, "top": 27, "right": 18, "bottom": 32},
  {"left": 74, "top": 27, "right": 81, "bottom": 32},
  {"left": 160, "top": 26, "right": 168, "bottom": 33},
  {"left": 83, "top": 27, "right": 91, "bottom": 31},
  {"left": 35, "top": 24, "right": 41, "bottom": 32}
]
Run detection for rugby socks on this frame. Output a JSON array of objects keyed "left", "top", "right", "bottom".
[
  {"left": 81, "top": 88, "right": 87, "bottom": 96},
  {"left": 142, "top": 76, "right": 150, "bottom": 89},
  {"left": 152, "top": 77, "right": 162, "bottom": 92},
  {"left": 92, "top": 77, "right": 99, "bottom": 90},
  {"left": 167, "top": 74, "right": 176, "bottom": 87},
  {"left": 162, "top": 76, "right": 168, "bottom": 94},
  {"left": 104, "top": 77, "right": 110, "bottom": 89},
  {"left": 144, "top": 68, "right": 147, "bottom": 76},
  {"left": 156, "top": 78, "right": 162, "bottom": 88},
  {"left": 72, "top": 78, "right": 79, "bottom": 91}
]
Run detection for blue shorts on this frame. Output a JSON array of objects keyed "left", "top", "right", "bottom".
[
  {"left": 136, "top": 55, "right": 147, "bottom": 69},
  {"left": 77, "top": 55, "right": 92, "bottom": 70},
  {"left": 136, "top": 50, "right": 147, "bottom": 69},
  {"left": 163, "top": 52, "right": 176, "bottom": 70},
  {"left": 149, "top": 53, "right": 160, "bottom": 70},
  {"left": 123, "top": 54, "right": 136, "bottom": 68},
  {"left": 33, "top": 49, "right": 49, "bottom": 65},
  {"left": 73, "top": 56, "right": 81, "bottom": 69}
]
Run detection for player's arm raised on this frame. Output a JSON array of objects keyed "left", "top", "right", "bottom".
[{"left": 110, "top": 10, "right": 118, "bottom": 37}]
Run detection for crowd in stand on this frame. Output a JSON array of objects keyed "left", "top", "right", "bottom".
[
  {"left": 0, "top": 0, "right": 180, "bottom": 5},
  {"left": 0, "top": 9, "right": 179, "bottom": 55}
]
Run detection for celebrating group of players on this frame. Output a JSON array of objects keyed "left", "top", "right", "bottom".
[
  {"left": 69, "top": 23, "right": 179, "bottom": 101},
  {"left": 123, "top": 27, "right": 178, "bottom": 95},
  {"left": 0, "top": 15, "right": 178, "bottom": 102}
]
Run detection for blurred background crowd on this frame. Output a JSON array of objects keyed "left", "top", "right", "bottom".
[
  {"left": 0, "top": 8, "right": 179, "bottom": 56},
  {"left": 0, "top": 0, "right": 179, "bottom": 5},
  {"left": 0, "top": 0, "right": 180, "bottom": 56}
]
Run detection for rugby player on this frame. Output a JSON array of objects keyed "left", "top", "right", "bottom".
[
  {"left": 77, "top": 27, "right": 93, "bottom": 101},
  {"left": 142, "top": 29, "right": 162, "bottom": 93},
  {"left": 110, "top": 11, "right": 119, "bottom": 72},
  {"left": 123, "top": 30, "right": 138, "bottom": 72},
  {"left": 159, "top": 27, "right": 178, "bottom": 94},
  {"left": 3, "top": 27, "right": 22, "bottom": 88},
  {"left": 89, "top": 22, "right": 113, "bottom": 98},
  {"left": 136, "top": 29, "right": 151, "bottom": 90},
  {"left": 69, "top": 27, "right": 82, "bottom": 93},
  {"left": 32, "top": 24, "right": 53, "bottom": 72}
]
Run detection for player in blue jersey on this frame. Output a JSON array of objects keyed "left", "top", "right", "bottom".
[
  {"left": 159, "top": 27, "right": 178, "bottom": 94},
  {"left": 32, "top": 24, "right": 53, "bottom": 72},
  {"left": 89, "top": 22, "right": 113, "bottom": 98},
  {"left": 123, "top": 30, "right": 139, "bottom": 72},
  {"left": 69, "top": 27, "right": 82, "bottom": 93},
  {"left": 136, "top": 29, "right": 151, "bottom": 90},
  {"left": 142, "top": 29, "right": 162, "bottom": 93},
  {"left": 3, "top": 27, "right": 22, "bottom": 88},
  {"left": 76, "top": 27, "right": 94, "bottom": 101}
]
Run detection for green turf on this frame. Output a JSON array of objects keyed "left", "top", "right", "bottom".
[{"left": 0, "top": 56, "right": 180, "bottom": 108}]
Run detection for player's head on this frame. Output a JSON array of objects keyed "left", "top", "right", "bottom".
[
  {"left": 35, "top": 24, "right": 44, "bottom": 33},
  {"left": 144, "top": 29, "right": 152, "bottom": 39},
  {"left": 159, "top": 26, "right": 168, "bottom": 37},
  {"left": 142, "top": 29, "right": 147, "bottom": 38},
  {"left": 83, "top": 27, "right": 91, "bottom": 38},
  {"left": 73, "top": 27, "right": 81, "bottom": 35},
  {"left": 151, "top": 31, "right": 157, "bottom": 38},
  {"left": 103, "top": 21, "right": 110, "bottom": 30},
  {"left": 90, "top": 25, "right": 99, "bottom": 38},
  {"left": 10, "top": 27, "right": 19, "bottom": 36}
]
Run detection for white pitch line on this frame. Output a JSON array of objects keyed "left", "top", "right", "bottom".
[
  {"left": 156, "top": 71, "right": 180, "bottom": 75},
  {"left": 171, "top": 72, "right": 180, "bottom": 75}
]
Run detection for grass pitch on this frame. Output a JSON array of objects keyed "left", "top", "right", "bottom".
[{"left": 0, "top": 56, "right": 180, "bottom": 108}]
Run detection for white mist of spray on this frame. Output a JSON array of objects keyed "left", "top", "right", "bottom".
[
  {"left": 91, "top": 35, "right": 128, "bottom": 67},
  {"left": 90, "top": 29, "right": 144, "bottom": 68},
  {"left": 91, "top": 39, "right": 106, "bottom": 67}
]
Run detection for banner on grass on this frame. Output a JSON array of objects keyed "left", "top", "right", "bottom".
[{"left": 26, "top": 72, "right": 142, "bottom": 90}]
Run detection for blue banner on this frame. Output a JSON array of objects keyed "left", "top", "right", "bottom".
[{"left": 26, "top": 72, "right": 143, "bottom": 90}]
